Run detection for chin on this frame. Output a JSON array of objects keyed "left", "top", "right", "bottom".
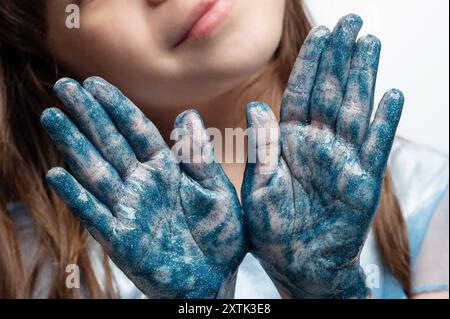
[
  {"left": 104, "top": 21, "right": 284, "bottom": 109},
  {"left": 178, "top": 30, "right": 282, "bottom": 93}
]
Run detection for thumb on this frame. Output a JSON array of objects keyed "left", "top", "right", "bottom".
[
  {"left": 244, "top": 102, "right": 280, "bottom": 191},
  {"left": 174, "top": 109, "right": 245, "bottom": 270},
  {"left": 173, "top": 109, "right": 226, "bottom": 190}
]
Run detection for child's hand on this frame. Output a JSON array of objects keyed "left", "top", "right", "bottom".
[
  {"left": 242, "top": 14, "right": 404, "bottom": 298},
  {"left": 42, "top": 77, "right": 245, "bottom": 299}
]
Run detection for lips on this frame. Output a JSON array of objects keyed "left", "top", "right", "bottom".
[{"left": 174, "top": 0, "right": 235, "bottom": 47}]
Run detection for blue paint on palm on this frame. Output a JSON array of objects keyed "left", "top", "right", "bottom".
[
  {"left": 242, "top": 14, "right": 404, "bottom": 299},
  {"left": 42, "top": 77, "right": 246, "bottom": 298}
]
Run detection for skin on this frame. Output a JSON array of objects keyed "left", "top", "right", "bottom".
[
  {"left": 42, "top": 77, "right": 245, "bottom": 298},
  {"left": 46, "top": 0, "right": 286, "bottom": 135},
  {"left": 414, "top": 291, "right": 449, "bottom": 299},
  {"left": 46, "top": 0, "right": 286, "bottom": 190},
  {"left": 242, "top": 15, "right": 404, "bottom": 298},
  {"left": 43, "top": 1, "right": 447, "bottom": 299}
]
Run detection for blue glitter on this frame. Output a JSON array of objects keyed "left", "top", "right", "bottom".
[
  {"left": 43, "top": 77, "right": 246, "bottom": 299},
  {"left": 242, "top": 14, "right": 404, "bottom": 299}
]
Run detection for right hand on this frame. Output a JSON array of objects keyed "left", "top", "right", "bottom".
[{"left": 42, "top": 77, "right": 246, "bottom": 299}]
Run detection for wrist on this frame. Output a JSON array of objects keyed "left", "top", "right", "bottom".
[{"left": 261, "top": 258, "right": 369, "bottom": 299}]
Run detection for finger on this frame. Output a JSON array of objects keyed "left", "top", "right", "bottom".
[
  {"left": 83, "top": 77, "right": 167, "bottom": 162},
  {"left": 360, "top": 89, "right": 404, "bottom": 178},
  {"left": 280, "top": 26, "right": 331, "bottom": 123},
  {"left": 310, "top": 14, "right": 363, "bottom": 128},
  {"left": 41, "top": 108, "right": 123, "bottom": 206},
  {"left": 46, "top": 167, "right": 116, "bottom": 242},
  {"left": 173, "top": 109, "right": 225, "bottom": 190},
  {"left": 174, "top": 110, "right": 245, "bottom": 270},
  {"left": 244, "top": 102, "right": 280, "bottom": 190},
  {"left": 54, "top": 78, "right": 138, "bottom": 176},
  {"left": 337, "top": 35, "right": 382, "bottom": 147}
]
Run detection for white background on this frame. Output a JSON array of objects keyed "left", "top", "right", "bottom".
[{"left": 305, "top": 0, "right": 449, "bottom": 154}]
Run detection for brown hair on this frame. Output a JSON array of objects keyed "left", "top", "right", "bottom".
[
  {"left": 0, "top": 0, "right": 115, "bottom": 298},
  {"left": 0, "top": 0, "right": 410, "bottom": 298}
]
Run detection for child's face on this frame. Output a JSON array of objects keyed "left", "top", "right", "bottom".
[{"left": 46, "top": 0, "right": 286, "bottom": 110}]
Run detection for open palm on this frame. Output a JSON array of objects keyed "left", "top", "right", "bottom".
[
  {"left": 42, "top": 77, "right": 245, "bottom": 298},
  {"left": 242, "top": 15, "right": 404, "bottom": 298}
]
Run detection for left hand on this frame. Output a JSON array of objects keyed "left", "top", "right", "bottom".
[{"left": 242, "top": 14, "right": 404, "bottom": 298}]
